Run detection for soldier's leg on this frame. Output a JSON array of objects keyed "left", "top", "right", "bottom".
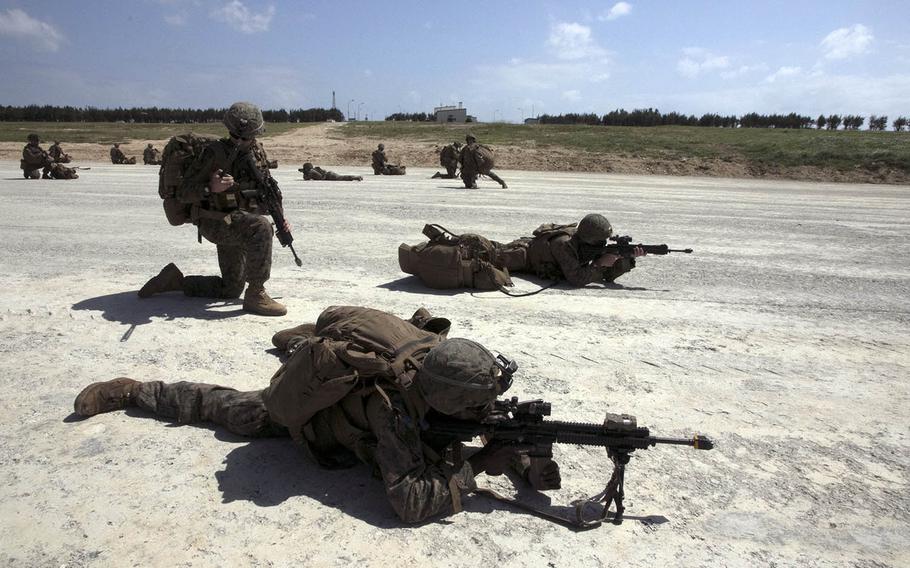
[
  {"left": 228, "top": 211, "right": 286, "bottom": 316},
  {"left": 23, "top": 169, "right": 40, "bottom": 179},
  {"left": 461, "top": 171, "right": 478, "bottom": 189},
  {"left": 446, "top": 165, "right": 457, "bottom": 178},
  {"left": 487, "top": 171, "right": 508, "bottom": 189},
  {"left": 136, "top": 381, "right": 282, "bottom": 437},
  {"left": 183, "top": 216, "right": 249, "bottom": 299}
]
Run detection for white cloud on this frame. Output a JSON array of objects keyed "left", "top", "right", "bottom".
[
  {"left": 562, "top": 90, "right": 582, "bottom": 102},
  {"left": 0, "top": 9, "right": 63, "bottom": 52},
  {"left": 821, "top": 24, "right": 873, "bottom": 60},
  {"left": 600, "top": 2, "right": 632, "bottom": 21},
  {"left": 720, "top": 63, "right": 768, "bottom": 79},
  {"left": 765, "top": 66, "right": 801, "bottom": 83},
  {"left": 677, "top": 48, "right": 730, "bottom": 78},
  {"left": 210, "top": 1, "right": 275, "bottom": 34},
  {"left": 547, "top": 22, "right": 606, "bottom": 60}
]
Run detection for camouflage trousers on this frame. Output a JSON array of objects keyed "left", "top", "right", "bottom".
[
  {"left": 136, "top": 381, "right": 286, "bottom": 438},
  {"left": 183, "top": 210, "right": 274, "bottom": 299}
]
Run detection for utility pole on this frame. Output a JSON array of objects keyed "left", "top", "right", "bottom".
[
  {"left": 347, "top": 99, "right": 355, "bottom": 121},
  {"left": 332, "top": 91, "right": 336, "bottom": 109}
]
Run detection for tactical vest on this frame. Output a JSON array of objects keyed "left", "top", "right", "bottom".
[
  {"left": 262, "top": 306, "right": 444, "bottom": 443},
  {"left": 526, "top": 223, "right": 578, "bottom": 280},
  {"left": 398, "top": 224, "right": 513, "bottom": 290}
]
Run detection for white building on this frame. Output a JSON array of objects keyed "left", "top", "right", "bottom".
[{"left": 434, "top": 103, "right": 468, "bottom": 123}]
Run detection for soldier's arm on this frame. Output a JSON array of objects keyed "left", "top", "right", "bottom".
[
  {"left": 179, "top": 146, "right": 220, "bottom": 203},
  {"left": 550, "top": 235, "right": 608, "bottom": 286},
  {"left": 367, "top": 396, "right": 476, "bottom": 524}
]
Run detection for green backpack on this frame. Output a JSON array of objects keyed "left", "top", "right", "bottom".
[{"left": 157, "top": 133, "right": 218, "bottom": 226}]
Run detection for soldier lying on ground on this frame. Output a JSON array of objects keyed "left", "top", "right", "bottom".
[
  {"left": 398, "top": 214, "right": 645, "bottom": 290},
  {"left": 138, "top": 102, "right": 289, "bottom": 316},
  {"left": 299, "top": 162, "right": 363, "bottom": 181},
  {"left": 48, "top": 140, "right": 72, "bottom": 163},
  {"left": 73, "top": 305, "right": 560, "bottom": 524},
  {"left": 431, "top": 141, "right": 461, "bottom": 179},
  {"left": 110, "top": 143, "right": 137, "bottom": 164}
]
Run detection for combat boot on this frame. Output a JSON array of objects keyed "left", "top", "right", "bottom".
[
  {"left": 271, "top": 323, "right": 317, "bottom": 352},
  {"left": 138, "top": 263, "right": 184, "bottom": 298},
  {"left": 74, "top": 377, "right": 142, "bottom": 417},
  {"left": 500, "top": 181, "right": 508, "bottom": 189},
  {"left": 243, "top": 285, "right": 287, "bottom": 316}
]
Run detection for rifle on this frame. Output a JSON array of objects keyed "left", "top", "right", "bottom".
[
  {"left": 427, "top": 396, "right": 714, "bottom": 527},
  {"left": 579, "top": 234, "right": 693, "bottom": 262},
  {"left": 242, "top": 153, "right": 303, "bottom": 267}
]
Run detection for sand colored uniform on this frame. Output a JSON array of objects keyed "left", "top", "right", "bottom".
[{"left": 21, "top": 143, "right": 53, "bottom": 178}]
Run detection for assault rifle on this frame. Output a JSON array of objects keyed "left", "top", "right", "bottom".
[
  {"left": 427, "top": 396, "right": 713, "bottom": 527},
  {"left": 578, "top": 235, "right": 693, "bottom": 263},
  {"left": 243, "top": 153, "right": 303, "bottom": 267}
]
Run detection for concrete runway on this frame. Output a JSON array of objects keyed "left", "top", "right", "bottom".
[{"left": 1, "top": 161, "right": 908, "bottom": 567}]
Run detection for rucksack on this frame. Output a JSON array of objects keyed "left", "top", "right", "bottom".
[
  {"left": 261, "top": 306, "right": 444, "bottom": 446},
  {"left": 473, "top": 144, "right": 495, "bottom": 173},
  {"left": 157, "top": 133, "right": 218, "bottom": 226},
  {"left": 398, "top": 224, "right": 513, "bottom": 290}
]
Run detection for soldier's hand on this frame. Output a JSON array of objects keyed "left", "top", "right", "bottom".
[
  {"left": 209, "top": 170, "right": 234, "bottom": 193},
  {"left": 282, "top": 220, "right": 292, "bottom": 233},
  {"left": 632, "top": 246, "right": 647, "bottom": 258},
  {"left": 525, "top": 457, "right": 561, "bottom": 490},
  {"left": 469, "top": 441, "right": 531, "bottom": 476},
  {"left": 593, "top": 253, "right": 622, "bottom": 267}
]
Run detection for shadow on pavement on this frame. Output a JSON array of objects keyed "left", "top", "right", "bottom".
[
  {"left": 72, "top": 291, "right": 246, "bottom": 341},
  {"left": 376, "top": 276, "right": 464, "bottom": 296}
]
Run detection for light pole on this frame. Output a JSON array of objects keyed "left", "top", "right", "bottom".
[
  {"left": 493, "top": 109, "right": 500, "bottom": 122},
  {"left": 517, "top": 107, "right": 525, "bottom": 121},
  {"left": 347, "top": 99, "right": 354, "bottom": 121},
  {"left": 357, "top": 102, "right": 365, "bottom": 121}
]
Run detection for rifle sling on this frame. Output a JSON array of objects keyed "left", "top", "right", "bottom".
[{"left": 471, "top": 485, "right": 613, "bottom": 529}]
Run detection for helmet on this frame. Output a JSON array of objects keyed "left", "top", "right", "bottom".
[
  {"left": 453, "top": 141, "right": 462, "bottom": 148},
  {"left": 223, "top": 101, "right": 265, "bottom": 138},
  {"left": 378, "top": 143, "right": 385, "bottom": 150},
  {"left": 53, "top": 140, "right": 60, "bottom": 145},
  {"left": 27, "top": 133, "right": 39, "bottom": 143},
  {"left": 147, "top": 143, "right": 153, "bottom": 148},
  {"left": 465, "top": 133, "right": 476, "bottom": 143},
  {"left": 576, "top": 213, "right": 613, "bottom": 244},
  {"left": 417, "top": 338, "right": 501, "bottom": 416},
  {"left": 114, "top": 143, "right": 120, "bottom": 148},
  {"left": 302, "top": 162, "right": 313, "bottom": 171}
]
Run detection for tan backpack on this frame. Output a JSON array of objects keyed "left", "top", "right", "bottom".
[
  {"left": 526, "top": 223, "right": 577, "bottom": 279},
  {"left": 261, "top": 306, "right": 443, "bottom": 445},
  {"left": 473, "top": 144, "right": 495, "bottom": 173},
  {"left": 398, "top": 224, "right": 513, "bottom": 290}
]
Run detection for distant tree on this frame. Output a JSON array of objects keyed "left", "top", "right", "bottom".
[
  {"left": 893, "top": 116, "right": 908, "bottom": 132},
  {"left": 826, "top": 114, "right": 842, "bottom": 130},
  {"left": 816, "top": 115, "right": 826, "bottom": 129},
  {"left": 841, "top": 115, "right": 864, "bottom": 130},
  {"left": 868, "top": 115, "right": 888, "bottom": 131}
]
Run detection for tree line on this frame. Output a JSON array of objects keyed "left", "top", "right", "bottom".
[
  {"left": 0, "top": 105, "right": 344, "bottom": 123},
  {"left": 537, "top": 108, "right": 910, "bottom": 131}
]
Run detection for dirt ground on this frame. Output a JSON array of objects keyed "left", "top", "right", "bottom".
[
  {"left": 3, "top": 122, "right": 907, "bottom": 184},
  {"left": 0, "top": 161, "right": 908, "bottom": 567}
]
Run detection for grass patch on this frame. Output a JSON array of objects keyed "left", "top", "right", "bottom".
[
  {"left": 341, "top": 122, "right": 910, "bottom": 173},
  {"left": 0, "top": 121, "right": 318, "bottom": 145}
]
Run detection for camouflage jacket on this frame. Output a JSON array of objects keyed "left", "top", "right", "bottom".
[
  {"left": 48, "top": 143, "right": 65, "bottom": 161},
  {"left": 110, "top": 147, "right": 127, "bottom": 164},
  {"left": 180, "top": 138, "right": 272, "bottom": 212},
  {"left": 21, "top": 144, "right": 51, "bottom": 169},
  {"left": 544, "top": 234, "right": 633, "bottom": 285},
  {"left": 439, "top": 145, "right": 459, "bottom": 168},
  {"left": 371, "top": 149, "right": 387, "bottom": 168}
]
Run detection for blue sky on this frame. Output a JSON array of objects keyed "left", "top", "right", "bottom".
[{"left": 1, "top": 1, "right": 908, "bottom": 122}]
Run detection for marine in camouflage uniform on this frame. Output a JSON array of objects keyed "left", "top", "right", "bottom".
[
  {"left": 459, "top": 134, "right": 507, "bottom": 189},
  {"left": 48, "top": 141, "right": 72, "bottom": 163},
  {"left": 430, "top": 142, "right": 461, "bottom": 179},
  {"left": 138, "top": 102, "right": 287, "bottom": 316},
  {"left": 299, "top": 162, "right": 363, "bottom": 181},
  {"left": 73, "top": 305, "right": 561, "bottom": 523},
  {"left": 21, "top": 133, "right": 55, "bottom": 179},
  {"left": 143, "top": 143, "right": 162, "bottom": 165},
  {"left": 110, "top": 144, "right": 136, "bottom": 164},
  {"left": 371, "top": 143, "right": 388, "bottom": 175},
  {"left": 499, "top": 213, "right": 644, "bottom": 285}
]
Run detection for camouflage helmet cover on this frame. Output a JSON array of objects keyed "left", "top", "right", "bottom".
[
  {"left": 147, "top": 143, "right": 153, "bottom": 148},
  {"left": 113, "top": 143, "right": 120, "bottom": 147},
  {"left": 465, "top": 133, "right": 476, "bottom": 143},
  {"left": 576, "top": 213, "right": 613, "bottom": 244},
  {"left": 27, "top": 133, "right": 39, "bottom": 143},
  {"left": 378, "top": 143, "right": 385, "bottom": 150},
  {"left": 302, "top": 162, "right": 313, "bottom": 171},
  {"left": 417, "top": 338, "right": 500, "bottom": 416},
  {"left": 223, "top": 101, "right": 265, "bottom": 137}
]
